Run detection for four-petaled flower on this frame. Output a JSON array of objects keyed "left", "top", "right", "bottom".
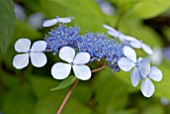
[
  {"left": 118, "top": 46, "right": 150, "bottom": 86},
  {"left": 43, "top": 16, "right": 73, "bottom": 27},
  {"left": 13, "top": 38, "right": 47, "bottom": 69},
  {"left": 51, "top": 46, "right": 91, "bottom": 80},
  {"left": 140, "top": 66, "right": 163, "bottom": 97}
]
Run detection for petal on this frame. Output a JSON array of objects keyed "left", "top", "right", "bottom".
[
  {"left": 59, "top": 46, "right": 75, "bottom": 63},
  {"left": 118, "top": 57, "right": 135, "bottom": 72},
  {"left": 31, "top": 41, "right": 47, "bottom": 52},
  {"left": 130, "top": 40, "right": 141, "bottom": 48},
  {"left": 124, "top": 36, "right": 138, "bottom": 42},
  {"left": 51, "top": 62, "right": 71, "bottom": 80},
  {"left": 141, "top": 78, "right": 155, "bottom": 98},
  {"left": 142, "top": 43, "right": 153, "bottom": 55},
  {"left": 30, "top": 52, "right": 47, "bottom": 67},
  {"left": 149, "top": 66, "right": 163, "bottom": 82},
  {"left": 13, "top": 54, "right": 29, "bottom": 69},
  {"left": 119, "top": 33, "right": 125, "bottom": 41},
  {"left": 42, "top": 19, "right": 57, "bottom": 27},
  {"left": 108, "top": 31, "right": 119, "bottom": 37},
  {"left": 139, "top": 58, "right": 150, "bottom": 78},
  {"left": 123, "top": 46, "right": 136, "bottom": 62},
  {"left": 73, "top": 52, "right": 90, "bottom": 64},
  {"left": 130, "top": 67, "right": 142, "bottom": 87},
  {"left": 58, "top": 18, "right": 72, "bottom": 23},
  {"left": 15, "top": 38, "right": 31, "bottom": 52},
  {"left": 137, "top": 57, "right": 143, "bottom": 62},
  {"left": 103, "top": 24, "right": 116, "bottom": 32},
  {"left": 73, "top": 65, "right": 91, "bottom": 80}
]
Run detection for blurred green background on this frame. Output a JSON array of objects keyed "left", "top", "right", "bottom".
[{"left": 0, "top": 0, "right": 170, "bottom": 114}]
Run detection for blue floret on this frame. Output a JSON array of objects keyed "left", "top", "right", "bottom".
[{"left": 45, "top": 25, "right": 124, "bottom": 72}]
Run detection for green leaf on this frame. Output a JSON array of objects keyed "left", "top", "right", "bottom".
[
  {"left": 13, "top": 20, "right": 41, "bottom": 40},
  {"left": 0, "top": 0, "right": 15, "bottom": 54},
  {"left": 2, "top": 84, "right": 36, "bottom": 114},
  {"left": 28, "top": 74, "right": 59, "bottom": 99},
  {"left": 50, "top": 76, "right": 76, "bottom": 91},
  {"left": 92, "top": 68, "right": 131, "bottom": 113},
  {"left": 154, "top": 66, "right": 170, "bottom": 99},
  {"left": 127, "top": 0, "right": 170, "bottom": 19}
]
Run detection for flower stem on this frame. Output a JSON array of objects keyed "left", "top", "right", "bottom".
[
  {"left": 56, "top": 79, "right": 79, "bottom": 114},
  {"left": 56, "top": 65, "right": 106, "bottom": 114},
  {"left": 92, "top": 64, "right": 107, "bottom": 73}
]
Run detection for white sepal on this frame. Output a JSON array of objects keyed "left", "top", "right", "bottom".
[
  {"left": 103, "top": 24, "right": 117, "bottom": 32},
  {"left": 15, "top": 38, "right": 31, "bottom": 52},
  {"left": 42, "top": 19, "right": 57, "bottom": 27},
  {"left": 59, "top": 46, "right": 75, "bottom": 63},
  {"left": 141, "top": 78, "right": 155, "bottom": 98},
  {"left": 73, "top": 65, "right": 91, "bottom": 80},
  {"left": 118, "top": 57, "right": 135, "bottom": 72},
  {"left": 130, "top": 40, "right": 141, "bottom": 48},
  {"left": 58, "top": 18, "right": 71, "bottom": 23},
  {"left": 149, "top": 66, "right": 163, "bottom": 82},
  {"left": 130, "top": 67, "right": 141, "bottom": 87},
  {"left": 123, "top": 46, "right": 136, "bottom": 62},
  {"left": 73, "top": 52, "right": 90, "bottom": 64},
  {"left": 30, "top": 53, "right": 47, "bottom": 67},
  {"left": 142, "top": 43, "right": 153, "bottom": 55},
  {"left": 139, "top": 58, "right": 150, "bottom": 78},
  {"left": 13, "top": 54, "right": 29, "bottom": 69},
  {"left": 51, "top": 62, "right": 71, "bottom": 80},
  {"left": 31, "top": 41, "right": 47, "bottom": 52}
]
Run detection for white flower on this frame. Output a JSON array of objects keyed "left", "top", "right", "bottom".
[
  {"left": 141, "top": 66, "right": 163, "bottom": 97},
  {"left": 42, "top": 16, "right": 73, "bottom": 27},
  {"left": 103, "top": 24, "right": 153, "bottom": 55},
  {"left": 13, "top": 38, "right": 47, "bottom": 69},
  {"left": 118, "top": 47, "right": 163, "bottom": 97},
  {"left": 51, "top": 46, "right": 91, "bottom": 80},
  {"left": 118, "top": 46, "right": 150, "bottom": 86}
]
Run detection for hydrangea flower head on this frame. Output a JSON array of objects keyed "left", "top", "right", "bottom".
[
  {"left": 13, "top": 38, "right": 47, "bottom": 69},
  {"left": 45, "top": 25, "right": 124, "bottom": 72},
  {"left": 12, "top": 16, "right": 163, "bottom": 98},
  {"left": 51, "top": 46, "right": 91, "bottom": 80}
]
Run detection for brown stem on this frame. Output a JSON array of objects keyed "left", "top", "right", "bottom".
[
  {"left": 56, "top": 79, "right": 79, "bottom": 114},
  {"left": 92, "top": 65, "right": 107, "bottom": 73},
  {"left": 56, "top": 65, "right": 107, "bottom": 114}
]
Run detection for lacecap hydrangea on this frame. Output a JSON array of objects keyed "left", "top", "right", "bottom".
[{"left": 13, "top": 16, "right": 163, "bottom": 98}]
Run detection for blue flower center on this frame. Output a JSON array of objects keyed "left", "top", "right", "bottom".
[
  {"left": 135, "top": 62, "right": 139, "bottom": 67},
  {"left": 28, "top": 50, "right": 31, "bottom": 54},
  {"left": 70, "top": 62, "right": 74, "bottom": 65}
]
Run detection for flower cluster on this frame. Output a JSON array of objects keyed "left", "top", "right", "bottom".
[
  {"left": 45, "top": 25, "right": 80, "bottom": 54},
  {"left": 45, "top": 25, "right": 124, "bottom": 72},
  {"left": 12, "top": 16, "right": 163, "bottom": 98}
]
